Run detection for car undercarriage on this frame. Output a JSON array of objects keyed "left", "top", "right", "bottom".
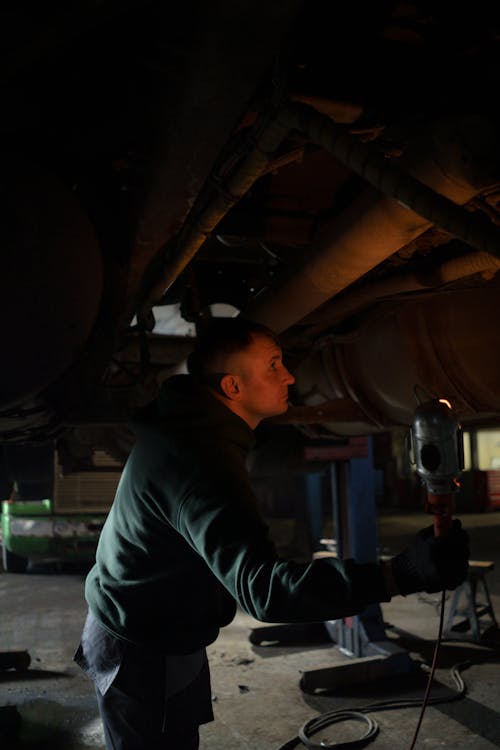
[{"left": 2, "top": 1, "right": 500, "bottom": 466}]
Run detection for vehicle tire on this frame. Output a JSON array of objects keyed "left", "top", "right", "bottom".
[{"left": 2, "top": 545, "right": 28, "bottom": 573}]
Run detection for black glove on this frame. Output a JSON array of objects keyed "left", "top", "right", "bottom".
[{"left": 391, "top": 519, "right": 469, "bottom": 596}]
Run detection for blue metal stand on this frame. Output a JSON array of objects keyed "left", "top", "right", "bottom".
[{"left": 301, "top": 436, "right": 413, "bottom": 691}]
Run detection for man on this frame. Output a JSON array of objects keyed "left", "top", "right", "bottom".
[{"left": 74, "top": 317, "right": 469, "bottom": 750}]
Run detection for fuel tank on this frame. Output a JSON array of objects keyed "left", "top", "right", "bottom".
[{"left": 290, "top": 275, "right": 500, "bottom": 434}]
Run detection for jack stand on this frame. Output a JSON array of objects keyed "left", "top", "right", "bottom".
[
  {"left": 299, "top": 436, "right": 413, "bottom": 692},
  {"left": 444, "top": 560, "right": 499, "bottom": 642}
]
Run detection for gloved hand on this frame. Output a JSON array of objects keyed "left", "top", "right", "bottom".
[{"left": 391, "top": 519, "right": 469, "bottom": 596}]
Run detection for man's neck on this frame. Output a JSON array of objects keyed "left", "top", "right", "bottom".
[{"left": 209, "top": 389, "right": 259, "bottom": 430}]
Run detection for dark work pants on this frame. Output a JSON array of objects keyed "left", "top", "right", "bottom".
[
  {"left": 74, "top": 612, "right": 214, "bottom": 750},
  {"left": 96, "top": 651, "right": 213, "bottom": 750}
]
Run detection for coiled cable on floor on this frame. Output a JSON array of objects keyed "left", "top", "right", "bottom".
[
  {"left": 297, "top": 710, "right": 378, "bottom": 750},
  {"left": 276, "top": 661, "right": 468, "bottom": 750},
  {"left": 276, "top": 591, "right": 469, "bottom": 750}
]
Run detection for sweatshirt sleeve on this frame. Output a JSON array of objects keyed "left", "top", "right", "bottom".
[{"left": 174, "top": 463, "right": 390, "bottom": 624}]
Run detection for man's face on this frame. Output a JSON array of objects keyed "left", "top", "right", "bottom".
[{"left": 221, "top": 333, "right": 295, "bottom": 428}]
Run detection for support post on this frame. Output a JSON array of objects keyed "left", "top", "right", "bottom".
[{"left": 302, "top": 436, "right": 413, "bottom": 690}]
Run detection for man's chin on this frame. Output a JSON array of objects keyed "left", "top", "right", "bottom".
[{"left": 274, "top": 401, "right": 290, "bottom": 415}]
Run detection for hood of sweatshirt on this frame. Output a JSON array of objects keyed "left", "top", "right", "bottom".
[{"left": 134, "top": 374, "right": 255, "bottom": 454}]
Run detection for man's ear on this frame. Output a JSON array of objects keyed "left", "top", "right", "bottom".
[{"left": 219, "top": 374, "right": 240, "bottom": 400}]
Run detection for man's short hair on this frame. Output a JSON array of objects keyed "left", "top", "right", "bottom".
[{"left": 187, "top": 317, "right": 279, "bottom": 382}]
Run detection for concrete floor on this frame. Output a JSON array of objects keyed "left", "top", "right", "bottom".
[{"left": 1, "top": 510, "right": 499, "bottom": 750}]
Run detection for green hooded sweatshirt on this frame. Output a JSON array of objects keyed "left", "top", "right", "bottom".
[{"left": 85, "top": 375, "right": 390, "bottom": 654}]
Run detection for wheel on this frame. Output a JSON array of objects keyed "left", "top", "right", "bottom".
[{"left": 2, "top": 545, "right": 28, "bottom": 573}]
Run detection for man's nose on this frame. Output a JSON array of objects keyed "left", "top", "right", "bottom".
[{"left": 283, "top": 366, "right": 295, "bottom": 385}]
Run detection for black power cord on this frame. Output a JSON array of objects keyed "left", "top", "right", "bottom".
[
  {"left": 408, "top": 590, "right": 446, "bottom": 750},
  {"left": 276, "top": 592, "right": 469, "bottom": 750}
]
